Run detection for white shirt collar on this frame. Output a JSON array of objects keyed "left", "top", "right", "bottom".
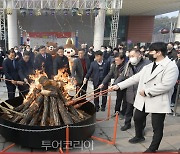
[{"left": 97, "top": 60, "right": 103, "bottom": 65}]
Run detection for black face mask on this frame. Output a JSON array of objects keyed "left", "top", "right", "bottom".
[{"left": 148, "top": 54, "right": 156, "bottom": 62}]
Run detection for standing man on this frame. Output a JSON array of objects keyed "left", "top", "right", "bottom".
[
  {"left": 114, "top": 49, "right": 150, "bottom": 131},
  {"left": 170, "top": 50, "right": 180, "bottom": 107},
  {"left": 111, "top": 42, "right": 179, "bottom": 153},
  {"left": 0, "top": 46, "right": 5, "bottom": 80},
  {"left": 18, "top": 51, "right": 34, "bottom": 95},
  {"left": 25, "top": 45, "right": 35, "bottom": 66},
  {"left": 34, "top": 45, "right": 53, "bottom": 79},
  {"left": 88, "top": 46, "right": 95, "bottom": 64},
  {"left": 53, "top": 46, "right": 70, "bottom": 75},
  {"left": 14, "top": 46, "right": 22, "bottom": 61},
  {"left": 101, "top": 45, "right": 109, "bottom": 60},
  {"left": 3, "top": 49, "right": 24, "bottom": 99},
  {"left": 83, "top": 50, "right": 110, "bottom": 112},
  {"left": 99, "top": 53, "right": 127, "bottom": 117},
  {"left": 72, "top": 49, "right": 90, "bottom": 96},
  {"left": 167, "top": 42, "right": 177, "bottom": 60}
]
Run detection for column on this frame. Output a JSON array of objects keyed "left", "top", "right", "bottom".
[
  {"left": 93, "top": 2, "right": 106, "bottom": 50},
  {"left": 7, "top": 0, "right": 18, "bottom": 49},
  {"left": 175, "top": 11, "right": 180, "bottom": 42}
]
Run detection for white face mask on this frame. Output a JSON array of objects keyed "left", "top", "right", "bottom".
[
  {"left": 174, "top": 45, "right": 178, "bottom": 49},
  {"left": 129, "top": 57, "right": 139, "bottom": 65},
  {"left": 126, "top": 53, "right": 129, "bottom": 57},
  {"left": 107, "top": 48, "right": 111, "bottom": 52},
  {"left": 26, "top": 49, "right": 30, "bottom": 51},
  {"left": 14, "top": 50, "right": 18, "bottom": 53}
]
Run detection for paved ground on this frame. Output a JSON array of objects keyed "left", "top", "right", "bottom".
[{"left": 0, "top": 80, "right": 180, "bottom": 153}]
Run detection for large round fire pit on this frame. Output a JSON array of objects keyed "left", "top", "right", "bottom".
[{"left": 0, "top": 96, "right": 96, "bottom": 149}]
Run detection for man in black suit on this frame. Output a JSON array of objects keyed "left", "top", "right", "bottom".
[
  {"left": 3, "top": 49, "right": 24, "bottom": 99},
  {"left": 84, "top": 50, "right": 110, "bottom": 112},
  {"left": 53, "top": 46, "right": 70, "bottom": 75},
  {"left": 25, "top": 45, "right": 35, "bottom": 66},
  {"left": 99, "top": 53, "right": 127, "bottom": 117},
  {"left": 0, "top": 46, "right": 5, "bottom": 80},
  {"left": 34, "top": 45, "right": 53, "bottom": 79},
  {"left": 14, "top": 46, "right": 22, "bottom": 61},
  {"left": 18, "top": 51, "right": 34, "bottom": 95},
  {"left": 167, "top": 42, "right": 177, "bottom": 60},
  {"left": 72, "top": 49, "right": 90, "bottom": 96}
]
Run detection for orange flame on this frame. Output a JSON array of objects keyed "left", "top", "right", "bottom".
[
  {"left": 24, "top": 68, "right": 76, "bottom": 103},
  {"left": 54, "top": 68, "right": 76, "bottom": 99}
]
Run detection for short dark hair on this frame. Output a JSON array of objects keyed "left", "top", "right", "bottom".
[
  {"left": 14, "top": 46, "right": 18, "bottom": 49},
  {"left": 57, "top": 46, "right": 64, "bottom": 50},
  {"left": 130, "top": 48, "right": 140, "bottom": 53},
  {"left": 149, "top": 42, "right": 167, "bottom": 57},
  {"left": 23, "top": 50, "right": 30, "bottom": 56},
  {"left": 95, "top": 50, "right": 103, "bottom": 56},
  {"left": 78, "top": 48, "right": 85, "bottom": 52},
  {"left": 174, "top": 41, "right": 180, "bottom": 45},
  {"left": 108, "top": 46, "right": 112, "bottom": 49},
  {"left": 113, "top": 48, "right": 119, "bottom": 51},
  {"left": 101, "top": 45, "right": 107, "bottom": 49},
  {"left": 140, "top": 46, "right": 146, "bottom": 50},
  {"left": 167, "top": 42, "right": 174, "bottom": 46},
  {"left": 39, "top": 45, "right": 46, "bottom": 50},
  {"left": 7, "top": 48, "right": 15, "bottom": 55},
  {"left": 114, "top": 53, "right": 125, "bottom": 60},
  {"left": 119, "top": 43, "right": 124, "bottom": 47}
]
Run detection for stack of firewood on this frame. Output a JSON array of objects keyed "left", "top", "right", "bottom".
[{"left": 4, "top": 74, "right": 91, "bottom": 126}]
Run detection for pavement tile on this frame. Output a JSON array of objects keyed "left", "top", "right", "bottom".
[
  {"left": 141, "top": 136, "right": 177, "bottom": 152},
  {"left": 115, "top": 138, "right": 146, "bottom": 152},
  {"left": 3, "top": 142, "right": 31, "bottom": 152}
]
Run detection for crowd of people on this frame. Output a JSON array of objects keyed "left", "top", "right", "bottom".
[{"left": 0, "top": 41, "right": 180, "bottom": 153}]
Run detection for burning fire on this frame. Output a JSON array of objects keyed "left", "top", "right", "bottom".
[
  {"left": 54, "top": 68, "right": 76, "bottom": 98},
  {"left": 26, "top": 69, "right": 76, "bottom": 101}
]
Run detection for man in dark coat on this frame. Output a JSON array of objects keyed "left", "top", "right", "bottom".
[
  {"left": 0, "top": 47, "right": 5, "bottom": 79},
  {"left": 72, "top": 49, "right": 90, "bottom": 96},
  {"left": 18, "top": 51, "right": 34, "bottom": 95},
  {"left": 84, "top": 50, "right": 110, "bottom": 112},
  {"left": 99, "top": 53, "right": 127, "bottom": 117},
  {"left": 34, "top": 45, "right": 53, "bottom": 79},
  {"left": 87, "top": 46, "right": 95, "bottom": 64},
  {"left": 14, "top": 46, "right": 22, "bottom": 61},
  {"left": 25, "top": 45, "right": 35, "bottom": 66},
  {"left": 53, "top": 46, "right": 70, "bottom": 75},
  {"left": 171, "top": 50, "right": 180, "bottom": 107},
  {"left": 3, "top": 49, "right": 24, "bottom": 99},
  {"left": 167, "top": 42, "right": 177, "bottom": 60},
  {"left": 114, "top": 49, "right": 150, "bottom": 131}
]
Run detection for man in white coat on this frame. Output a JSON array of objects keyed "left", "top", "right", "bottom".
[{"left": 110, "top": 42, "right": 179, "bottom": 153}]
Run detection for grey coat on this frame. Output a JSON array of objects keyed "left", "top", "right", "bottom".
[
  {"left": 114, "top": 58, "right": 151, "bottom": 104},
  {"left": 72, "top": 57, "right": 90, "bottom": 84}
]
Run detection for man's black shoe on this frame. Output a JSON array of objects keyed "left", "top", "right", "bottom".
[
  {"left": 101, "top": 107, "right": 105, "bottom": 112},
  {"left": 129, "top": 136, "right": 145, "bottom": 144},
  {"left": 121, "top": 124, "right": 131, "bottom": 131},
  {"left": 96, "top": 107, "right": 100, "bottom": 112},
  {"left": 144, "top": 148, "right": 156, "bottom": 153}
]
